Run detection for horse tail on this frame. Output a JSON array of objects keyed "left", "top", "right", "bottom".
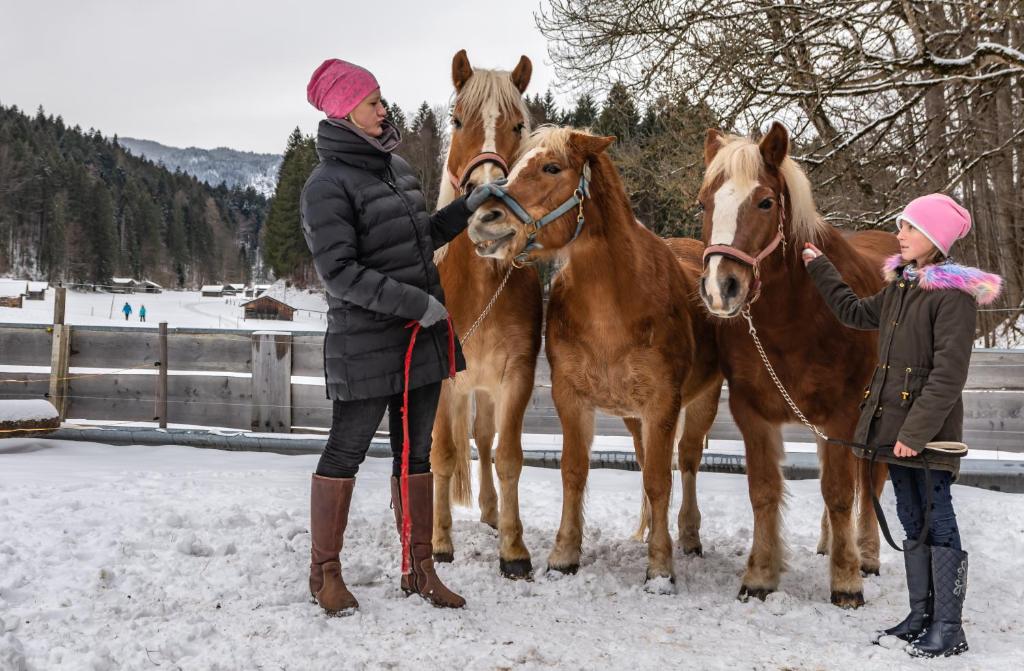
[{"left": 449, "top": 391, "right": 476, "bottom": 507}]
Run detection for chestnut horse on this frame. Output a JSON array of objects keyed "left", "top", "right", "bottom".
[
  {"left": 697, "top": 122, "right": 896, "bottom": 607},
  {"left": 467, "top": 127, "right": 721, "bottom": 588},
  {"left": 429, "top": 50, "right": 543, "bottom": 579}
]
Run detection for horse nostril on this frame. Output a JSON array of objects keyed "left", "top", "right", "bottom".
[
  {"left": 464, "top": 181, "right": 477, "bottom": 194},
  {"left": 723, "top": 276, "right": 739, "bottom": 300},
  {"left": 479, "top": 209, "right": 504, "bottom": 224}
]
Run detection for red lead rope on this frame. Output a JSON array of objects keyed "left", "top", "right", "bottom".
[{"left": 400, "top": 316, "right": 458, "bottom": 575}]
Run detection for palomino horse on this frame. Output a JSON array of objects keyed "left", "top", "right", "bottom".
[
  {"left": 467, "top": 127, "right": 721, "bottom": 588},
  {"left": 697, "top": 122, "right": 896, "bottom": 607},
  {"left": 429, "top": 50, "right": 543, "bottom": 578}
]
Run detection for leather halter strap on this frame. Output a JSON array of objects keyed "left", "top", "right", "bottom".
[
  {"left": 701, "top": 193, "right": 787, "bottom": 303},
  {"left": 447, "top": 152, "right": 510, "bottom": 192}
]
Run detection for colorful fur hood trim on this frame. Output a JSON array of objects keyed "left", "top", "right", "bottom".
[{"left": 883, "top": 254, "right": 1003, "bottom": 305}]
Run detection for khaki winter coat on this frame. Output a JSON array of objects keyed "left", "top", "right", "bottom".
[{"left": 807, "top": 254, "right": 1001, "bottom": 453}]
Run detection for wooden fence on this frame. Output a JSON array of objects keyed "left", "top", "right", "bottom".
[{"left": 1, "top": 321, "right": 1022, "bottom": 452}]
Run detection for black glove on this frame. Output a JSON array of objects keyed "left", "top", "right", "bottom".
[
  {"left": 419, "top": 295, "right": 448, "bottom": 327},
  {"left": 465, "top": 178, "right": 509, "bottom": 211}
]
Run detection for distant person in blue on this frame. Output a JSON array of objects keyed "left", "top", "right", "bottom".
[
  {"left": 122, "top": 302, "right": 132, "bottom": 321},
  {"left": 139, "top": 305, "right": 147, "bottom": 322}
]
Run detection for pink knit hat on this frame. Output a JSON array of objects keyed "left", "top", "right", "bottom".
[
  {"left": 896, "top": 193, "right": 972, "bottom": 255},
  {"left": 306, "top": 59, "right": 379, "bottom": 120}
]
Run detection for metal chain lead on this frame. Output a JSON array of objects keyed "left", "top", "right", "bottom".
[
  {"left": 740, "top": 306, "right": 829, "bottom": 442},
  {"left": 460, "top": 263, "right": 515, "bottom": 344}
]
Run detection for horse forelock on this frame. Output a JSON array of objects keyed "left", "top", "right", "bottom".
[
  {"left": 701, "top": 134, "right": 826, "bottom": 244},
  {"left": 454, "top": 68, "right": 531, "bottom": 131}
]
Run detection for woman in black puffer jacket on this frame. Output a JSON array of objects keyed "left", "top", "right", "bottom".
[{"left": 300, "top": 58, "right": 502, "bottom": 615}]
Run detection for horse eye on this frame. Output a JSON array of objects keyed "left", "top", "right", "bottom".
[
  {"left": 543, "top": 163, "right": 561, "bottom": 174},
  {"left": 452, "top": 117, "right": 462, "bottom": 130},
  {"left": 513, "top": 122, "right": 525, "bottom": 134},
  {"left": 758, "top": 198, "right": 773, "bottom": 210}
]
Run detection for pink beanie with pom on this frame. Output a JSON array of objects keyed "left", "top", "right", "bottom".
[
  {"left": 896, "top": 193, "right": 972, "bottom": 256},
  {"left": 306, "top": 59, "right": 379, "bottom": 120}
]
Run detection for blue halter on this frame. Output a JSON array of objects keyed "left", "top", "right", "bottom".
[{"left": 491, "top": 163, "right": 592, "bottom": 267}]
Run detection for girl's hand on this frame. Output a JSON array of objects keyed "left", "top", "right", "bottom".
[
  {"left": 894, "top": 440, "right": 919, "bottom": 458},
  {"left": 802, "top": 243, "right": 823, "bottom": 266}
]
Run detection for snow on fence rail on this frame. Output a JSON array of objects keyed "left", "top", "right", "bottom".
[{"left": 1, "top": 321, "right": 1023, "bottom": 451}]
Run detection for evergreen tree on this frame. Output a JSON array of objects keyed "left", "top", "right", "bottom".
[
  {"left": 596, "top": 82, "right": 640, "bottom": 141},
  {"left": 570, "top": 93, "right": 599, "bottom": 128},
  {"left": 261, "top": 127, "right": 318, "bottom": 280}
]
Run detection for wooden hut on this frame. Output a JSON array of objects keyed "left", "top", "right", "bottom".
[
  {"left": 200, "top": 284, "right": 224, "bottom": 298},
  {"left": 26, "top": 282, "right": 48, "bottom": 300},
  {"left": 138, "top": 279, "right": 163, "bottom": 294},
  {"left": 109, "top": 277, "right": 137, "bottom": 294},
  {"left": 241, "top": 294, "right": 295, "bottom": 321}
]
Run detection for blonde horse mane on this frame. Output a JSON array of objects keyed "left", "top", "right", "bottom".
[{"left": 701, "top": 133, "right": 827, "bottom": 243}]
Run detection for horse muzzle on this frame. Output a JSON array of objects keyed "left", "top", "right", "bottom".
[
  {"left": 468, "top": 208, "right": 516, "bottom": 258},
  {"left": 700, "top": 257, "right": 755, "bottom": 317}
]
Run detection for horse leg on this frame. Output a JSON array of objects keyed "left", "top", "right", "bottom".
[
  {"left": 623, "top": 417, "right": 649, "bottom": 542},
  {"left": 494, "top": 370, "right": 534, "bottom": 579},
  {"left": 816, "top": 508, "right": 831, "bottom": 555},
  {"left": 678, "top": 383, "right": 720, "bottom": 556},
  {"left": 732, "top": 402, "right": 786, "bottom": 601},
  {"left": 429, "top": 382, "right": 458, "bottom": 563},
  {"left": 815, "top": 439, "right": 831, "bottom": 555},
  {"left": 857, "top": 456, "right": 886, "bottom": 576},
  {"left": 819, "top": 418, "right": 865, "bottom": 608},
  {"left": 548, "top": 378, "right": 594, "bottom": 575},
  {"left": 640, "top": 403, "right": 679, "bottom": 590},
  {"left": 474, "top": 391, "right": 499, "bottom": 529}
]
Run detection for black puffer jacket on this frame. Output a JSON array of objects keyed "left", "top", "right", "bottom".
[{"left": 301, "top": 119, "right": 470, "bottom": 401}]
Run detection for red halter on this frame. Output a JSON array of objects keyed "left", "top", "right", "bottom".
[
  {"left": 447, "top": 152, "right": 509, "bottom": 192},
  {"left": 702, "top": 193, "right": 787, "bottom": 304}
]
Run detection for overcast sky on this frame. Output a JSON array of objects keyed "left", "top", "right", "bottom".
[{"left": 0, "top": 0, "right": 563, "bottom": 154}]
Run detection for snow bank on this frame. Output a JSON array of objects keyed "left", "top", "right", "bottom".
[{"left": 0, "top": 439, "right": 1021, "bottom": 669}]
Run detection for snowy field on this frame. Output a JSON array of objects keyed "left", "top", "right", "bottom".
[
  {"left": 0, "top": 287, "right": 328, "bottom": 332},
  {"left": 1, "top": 440, "right": 1022, "bottom": 670}
]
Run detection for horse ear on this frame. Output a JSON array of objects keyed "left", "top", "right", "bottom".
[
  {"left": 759, "top": 121, "right": 789, "bottom": 170},
  {"left": 571, "top": 133, "right": 615, "bottom": 158},
  {"left": 452, "top": 49, "right": 473, "bottom": 92},
  {"left": 511, "top": 56, "right": 532, "bottom": 93},
  {"left": 704, "top": 129, "right": 724, "bottom": 166}
]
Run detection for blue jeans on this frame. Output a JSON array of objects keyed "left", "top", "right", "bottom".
[{"left": 888, "top": 463, "right": 962, "bottom": 550}]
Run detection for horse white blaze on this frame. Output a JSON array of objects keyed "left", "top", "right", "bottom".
[
  {"left": 506, "top": 147, "right": 541, "bottom": 183},
  {"left": 705, "top": 179, "right": 757, "bottom": 308}
]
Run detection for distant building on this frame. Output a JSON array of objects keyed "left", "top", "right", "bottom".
[
  {"left": 138, "top": 279, "right": 162, "bottom": 294},
  {"left": 109, "top": 277, "right": 137, "bottom": 294},
  {"left": 200, "top": 284, "right": 224, "bottom": 297},
  {"left": 26, "top": 282, "right": 48, "bottom": 300},
  {"left": 241, "top": 294, "right": 296, "bottom": 321},
  {"left": 222, "top": 283, "right": 246, "bottom": 296},
  {"left": 0, "top": 280, "right": 25, "bottom": 308}
]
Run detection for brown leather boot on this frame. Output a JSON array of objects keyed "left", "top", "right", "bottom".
[
  {"left": 391, "top": 474, "right": 466, "bottom": 608},
  {"left": 309, "top": 474, "right": 359, "bottom": 616}
]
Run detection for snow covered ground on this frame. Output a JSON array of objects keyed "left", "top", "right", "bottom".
[
  {"left": 0, "top": 287, "right": 328, "bottom": 331},
  {"left": 1, "top": 440, "right": 1022, "bottom": 670}
]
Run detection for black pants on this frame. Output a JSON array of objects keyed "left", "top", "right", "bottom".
[
  {"left": 889, "top": 463, "right": 962, "bottom": 550},
  {"left": 316, "top": 381, "right": 442, "bottom": 479}
]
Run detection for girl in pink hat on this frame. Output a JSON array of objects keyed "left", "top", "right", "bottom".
[
  {"left": 300, "top": 58, "right": 508, "bottom": 616},
  {"left": 801, "top": 193, "right": 1001, "bottom": 658}
]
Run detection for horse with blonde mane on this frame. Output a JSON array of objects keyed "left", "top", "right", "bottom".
[
  {"left": 429, "top": 50, "right": 543, "bottom": 579},
  {"left": 697, "top": 122, "right": 897, "bottom": 607},
  {"left": 467, "top": 126, "right": 722, "bottom": 588}
]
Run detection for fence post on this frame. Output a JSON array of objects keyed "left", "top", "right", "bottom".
[
  {"left": 48, "top": 286, "right": 70, "bottom": 420},
  {"left": 251, "top": 331, "right": 292, "bottom": 432},
  {"left": 155, "top": 321, "right": 168, "bottom": 428}
]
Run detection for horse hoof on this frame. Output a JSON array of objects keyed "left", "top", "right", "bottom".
[
  {"left": 644, "top": 571, "right": 676, "bottom": 594},
  {"left": 860, "top": 565, "right": 880, "bottom": 577},
  {"left": 547, "top": 562, "right": 579, "bottom": 576},
  {"left": 499, "top": 558, "right": 534, "bottom": 580},
  {"left": 737, "top": 585, "right": 773, "bottom": 602},
  {"left": 480, "top": 513, "right": 498, "bottom": 530},
  {"left": 682, "top": 544, "right": 703, "bottom": 557},
  {"left": 830, "top": 590, "right": 865, "bottom": 609},
  {"left": 432, "top": 552, "right": 454, "bottom": 564}
]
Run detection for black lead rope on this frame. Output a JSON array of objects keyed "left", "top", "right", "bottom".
[{"left": 826, "top": 438, "right": 933, "bottom": 553}]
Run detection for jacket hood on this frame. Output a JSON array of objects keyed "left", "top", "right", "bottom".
[{"left": 883, "top": 254, "right": 1003, "bottom": 305}]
